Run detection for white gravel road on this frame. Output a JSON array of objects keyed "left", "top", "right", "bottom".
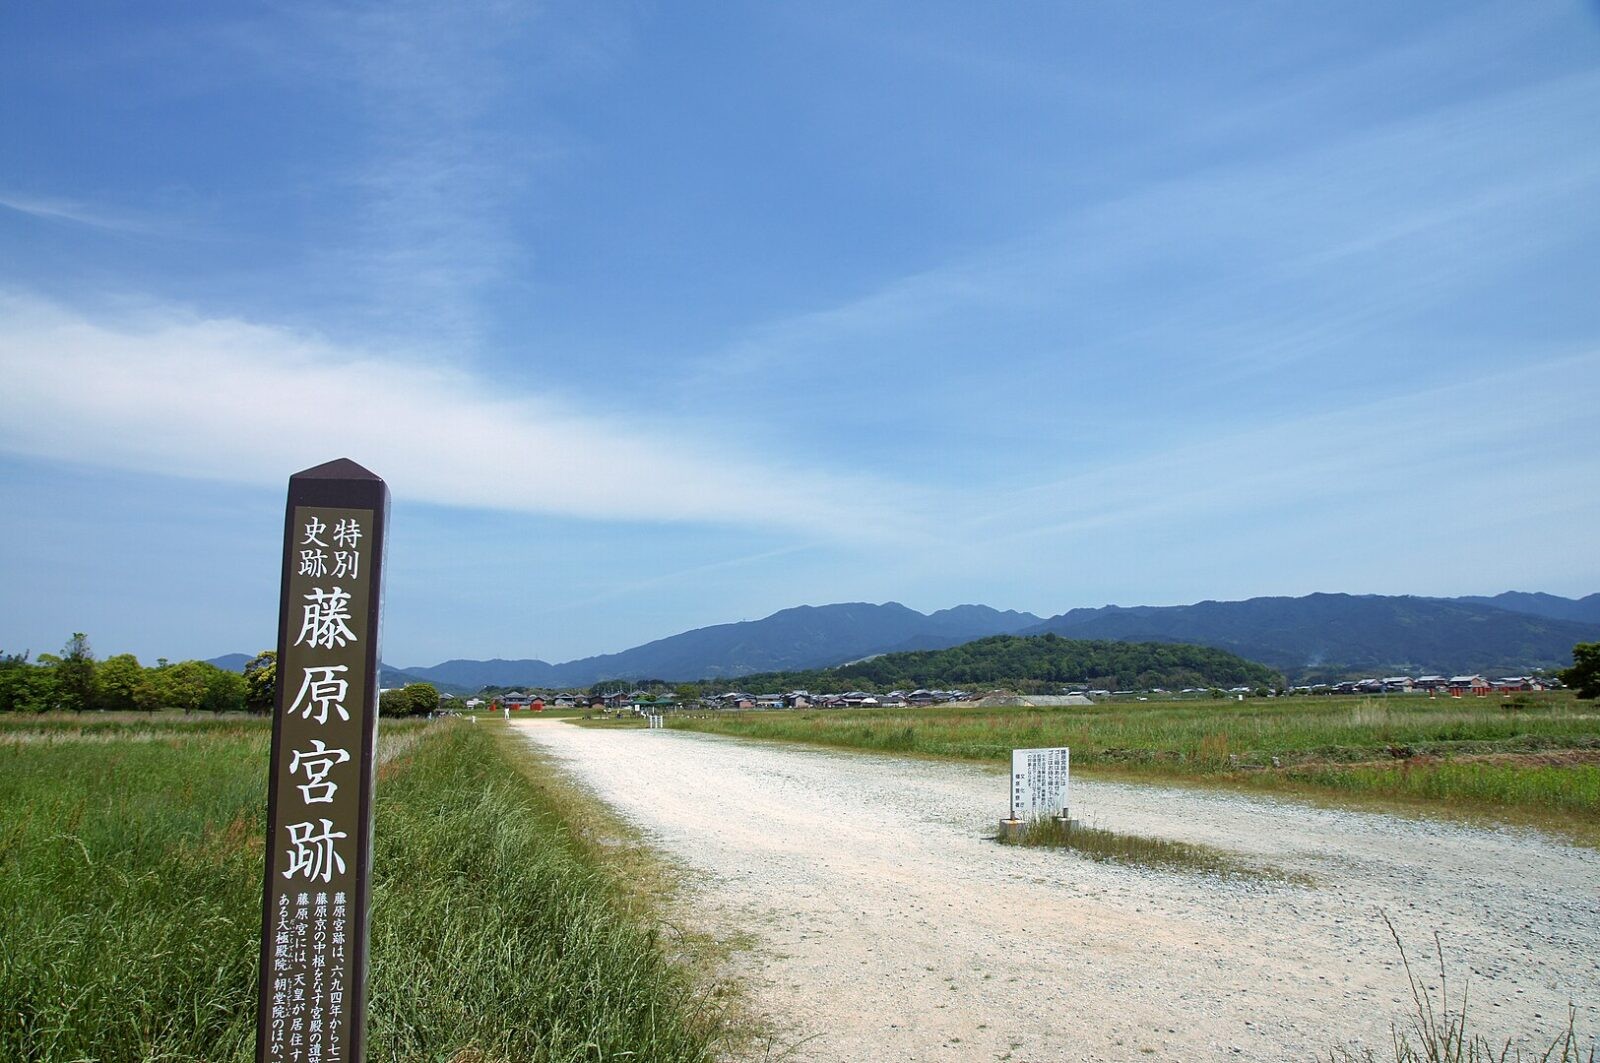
[{"left": 512, "top": 720, "right": 1599, "bottom": 1063}]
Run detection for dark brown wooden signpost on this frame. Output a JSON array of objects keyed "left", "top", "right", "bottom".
[{"left": 257, "top": 459, "right": 388, "bottom": 1063}]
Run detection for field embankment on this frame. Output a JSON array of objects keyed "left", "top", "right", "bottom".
[
  {"left": 0, "top": 713, "right": 734, "bottom": 1062},
  {"left": 668, "top": 695, "right": 1600, "bottom": 841}
]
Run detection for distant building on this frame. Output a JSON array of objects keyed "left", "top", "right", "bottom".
[
  {"left": 1446, "top": 675, "right": 1491, "bottom": 697},
  {"left": 1492, "top": 676, "right": 1544, "bottom": 692}
]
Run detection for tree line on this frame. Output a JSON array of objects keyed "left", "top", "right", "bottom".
[
  {"left": 0, "top": 633, "right": 441, "bottom": 717},
  {"left": 0, "top": 634, "right": 263, "bottom": 714}
]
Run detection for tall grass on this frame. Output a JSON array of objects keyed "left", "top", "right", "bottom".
[
  {"left": 1268, "top": 760, "right": 1600, "bottom": 815},
  {"left": 671, "top": 695, "right": 1600, "bottom": 832},
  {"left": 674, "top": 696, "right": 1596, "bottom": 769},
  {"left": 0, "top": 718, "right": 272, "bottom": 1058},
  {"left": 0, "top": 715, "right": 728, "bottom": 1062},
  {"left": 366, "top": 723, "right": 723, "bottom": 1062},
  {"left": 1326, "top": 916, "right": 1595, "bottom": 1063}
]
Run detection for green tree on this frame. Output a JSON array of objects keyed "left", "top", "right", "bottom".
[
  {"left": 161, "top": 660, "right": 210, "bottom": 714},
  {"left": 95, "top": 653, "right": 144, "bottom": 710},
  {"left": 674, "top": 683, "right": 703, "bottom": 703},
  {"left": 202, "top": 665, "right": 248, "bottom": 713},
  {"left": 404, "top": 682, "right": 440, "bottom": 717},
  {"left": 377, "top": 683, "right": 440, "bottom": 718},
  {"left": 244, "top": 651, "right": 277, "bottom": 714},
  {"left": 0, "top": 652, "right": 57, "bottom": 713},
  {"left": 131, "top": 674, "right": 164, "bottom": 713},
  {"left": 1560, "top": 642, "right": 1600, "bottom": 700},
  {"left": 54, "top": 633, "right": 96, "bottom": 713}
]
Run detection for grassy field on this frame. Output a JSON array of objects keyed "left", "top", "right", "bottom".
[
  {"left": 668, "top": 694, "right": 1600, "bottom": 842},
  {"left": 0, "top": 713, "right": 735, "bottom": 1062}
]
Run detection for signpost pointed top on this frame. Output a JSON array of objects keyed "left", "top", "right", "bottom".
[{"left": 292, "top": 458, "right": 384, "bottom": 482}]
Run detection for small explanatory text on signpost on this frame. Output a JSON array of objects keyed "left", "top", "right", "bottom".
[
  {"left": 257, "top": 460, "right": 387, "bottom": 1063},
  {"left": 1010, "top": 746, "right": 1071, "bottom": 822}
]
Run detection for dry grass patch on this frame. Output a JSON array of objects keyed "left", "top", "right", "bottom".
[{"left": 996, "top": 816, "right": 1304, "bottom": 882}]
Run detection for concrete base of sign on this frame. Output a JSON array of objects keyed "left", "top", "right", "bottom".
[{"left": 1000, "top": 816, "right": 1085, "bottom": 840}]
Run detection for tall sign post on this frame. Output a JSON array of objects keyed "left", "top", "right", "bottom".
[{"left": 257, "top": 459, "right": 388, "bottom": 1063}]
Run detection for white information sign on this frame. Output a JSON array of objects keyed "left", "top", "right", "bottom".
[{"left": 1010, "top": 747, "right": 1070, "bottom": 820}]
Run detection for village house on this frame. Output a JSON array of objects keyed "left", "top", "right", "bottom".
[
  {"left": 1446, "top": 675, "right": 1491, "bottom": 697},
  {"left": 1492, "top": 676, "right": 1546, "bottom": 692}
]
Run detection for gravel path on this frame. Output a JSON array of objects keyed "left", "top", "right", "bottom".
[{"left": 511, "top": 720, "right": 1599, "bottom": 1063}]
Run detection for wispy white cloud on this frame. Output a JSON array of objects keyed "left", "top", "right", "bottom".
[
  {"left": 0, "top": 294, "right": 917, "bottom": 536},
  {"left": 971, "top": 348, "right": 1600, "bottom": 547},
  {"left": 250, "top": 0, "right": 612, "bottom": 351},
  {"left": 0, "top": 191, "right": 155, "bottom": 234},
  {"left": 685, "top": 62, "right": 1600, "bottom": 401}
]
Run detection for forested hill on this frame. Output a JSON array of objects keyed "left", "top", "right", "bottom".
[{"left": 715, "top": 634, "right": 1281, "bottom": 694}]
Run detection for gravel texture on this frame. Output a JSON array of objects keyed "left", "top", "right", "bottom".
[{"left": 512, "top": 720, "right": 1600, "bottom": 1063}]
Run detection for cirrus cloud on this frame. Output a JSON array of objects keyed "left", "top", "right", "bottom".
[{"left": 0, "top": 293, "right": 915, "bottom": 537}]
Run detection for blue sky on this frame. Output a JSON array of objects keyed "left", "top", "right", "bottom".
[{"left": 2, "top": 1, "right": 1598, "bottom": 668}]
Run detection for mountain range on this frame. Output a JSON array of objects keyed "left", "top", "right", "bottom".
[
  {"left": 1448, "top": 591, "right": 1600, "bottom": 625},
  {"left": 400, "top": 603, "right": 1042, "bottom": 690},
  {"left": 200, "top": 652, "right": 472, "bottom": 694},
  {"left": 208, "top": 591, "right": 1598, "bottom": 690},
  {"left": 1020, "top": 593, "right": 1599, "bottom": 682}
]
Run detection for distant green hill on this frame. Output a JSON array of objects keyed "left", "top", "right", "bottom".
[{"left": 715, "top": 634, "right": 1281, "bottom": 694}]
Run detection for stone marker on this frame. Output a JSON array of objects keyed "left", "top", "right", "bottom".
[{"left": 257, "top": 459, "right": 388, "bottom": 1063}]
